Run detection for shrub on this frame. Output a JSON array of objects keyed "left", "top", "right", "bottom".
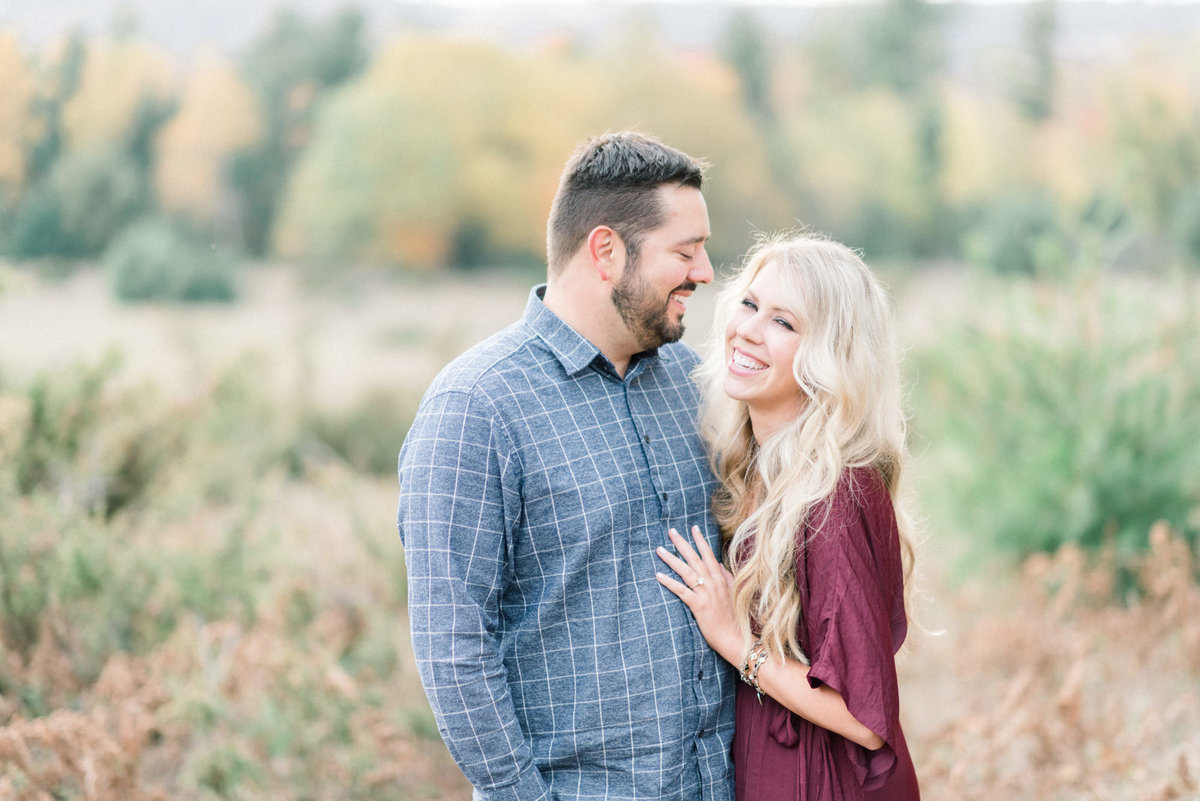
[
  {"left": 909, "top": 274, "right": 1200, "bottom": 571},
  {"left": 5, "top": 148, "right": 147, "bottom": 261},
  {"left": 1170, "top": 182, "right": 1200, "bottom": 269},
  {"left": 104, "top": 217, "right": 240, "bottom": 303},
  {"left": 298, "top": 388, "right": 415, "bottom": 476},
  {"left": 962, "top": 189, "right": 1071, "bottom": 277}
]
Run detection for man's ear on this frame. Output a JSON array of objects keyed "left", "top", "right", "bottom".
[{"left": 586, "top": 226, "right": 624, "bottom": 283}]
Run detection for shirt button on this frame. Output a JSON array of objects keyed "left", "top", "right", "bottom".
[
  {"left": 644, "top": 434, "right": 650, "bottom": 443},
  {"left": 697, "top": 669, "right": 704, "bottom": 680},
  {"left": 661, "top": 492, "right": 668, "bottom": 502}
]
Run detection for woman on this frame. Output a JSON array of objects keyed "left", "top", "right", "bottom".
[{"left": 655, "top": 234, "right": 920, "bottom": 800}]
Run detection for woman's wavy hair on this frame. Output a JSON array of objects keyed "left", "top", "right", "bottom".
[{"left": 696, "top": 232, "right": 917, "bottom": 662}]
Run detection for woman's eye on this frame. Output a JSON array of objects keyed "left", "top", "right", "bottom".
[
  {"left": 774, "top": 318, "right": 795, "bottom": 331},
  {"left": 741, "top": 299, "right": 757, "bottom": 310}
]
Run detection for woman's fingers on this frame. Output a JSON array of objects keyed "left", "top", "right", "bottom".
[
  {"left": 667, "top": 527, "right": 701, "bottom": 563},
  {"left": 659, "top": 525, "right": 728, "bottom": 594},
  {"left": 690, "top": 525, "right": 722, "bottom": 568},
  {"left": 655, "top": 542, "right": 691, "bottom": 579},
  {"left": 655, "top": 570, "right": 692, "bottom": 602}
]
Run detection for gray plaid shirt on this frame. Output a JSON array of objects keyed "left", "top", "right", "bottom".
[{"left": 397, "top": 286, "right": 735, "bottom": 801}]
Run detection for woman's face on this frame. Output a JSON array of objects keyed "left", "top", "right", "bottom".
[{"left": 723, "top": 260, "right": 805, "bottom": 439}]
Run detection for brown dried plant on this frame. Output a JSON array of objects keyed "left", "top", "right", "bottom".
[{"left": 907, "top": 522, "right": 1200, "bottom": 801}]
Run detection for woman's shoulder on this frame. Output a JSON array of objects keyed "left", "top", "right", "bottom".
[
  {"left": 804, "top": 466, "right": 896, "bottom": 558},
  {"left": 824, "top": 465, "right": 890, "bottom": 518}
]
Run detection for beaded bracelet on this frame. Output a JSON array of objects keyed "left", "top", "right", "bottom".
[
  {"left": 747, "top": 647, "right": 769, "bottom": 703},
  {"left": 739, "top": 639, "right": 769, "bottom": 703},
  {"left": 739, "top": 638, "right": 762, "bottom": 683}
]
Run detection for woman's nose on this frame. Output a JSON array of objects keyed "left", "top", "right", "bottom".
[{"left": 736, "top": 314, "right": 764, "bottom": 343}]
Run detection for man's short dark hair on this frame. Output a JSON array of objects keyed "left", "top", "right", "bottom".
[{"left": 546, "top": 132, "right": 707, "bottom": 273}]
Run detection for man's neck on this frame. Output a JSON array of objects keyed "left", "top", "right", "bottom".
[{"left": 542, "top": 279, "right": 638, "bottom": 378}]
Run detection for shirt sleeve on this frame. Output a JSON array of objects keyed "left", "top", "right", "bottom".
[
  {"left": 802, "top": 470, "right": 905, "bottom": 792},
  {"left": 397, "top": 388, "right": 551, "bottom": 801}
]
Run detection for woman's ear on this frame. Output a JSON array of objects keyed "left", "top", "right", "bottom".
[{"left": 586, "top": 226, "right": 622, "bottom": 283}]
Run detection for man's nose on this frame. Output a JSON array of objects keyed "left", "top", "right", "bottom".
[{"left": 690, "top": 249, "right": 714, "bottom": 285}]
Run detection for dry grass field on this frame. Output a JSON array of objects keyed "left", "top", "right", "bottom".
[{"left": 0, "top": 263, "right": 1197, "bottom": 800}]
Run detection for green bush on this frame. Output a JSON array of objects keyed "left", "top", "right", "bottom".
[
  {"left": 0, "top": 359, "right": 286, "bottom": 664},
  {"left": 5, "top": 148, "right": 147, "bottom": 260},
  {"left": 1170, "top": 182, "right": 1200, "bottom": 269},
  {"left": 910, "top": 276, "right": 1200, "bottom": 569},
  {"left": 104, "top": 216, "right": 240, "bottom": 303},
  {"left": 962, "top": 189, "right": 1070, "bottom": 277},
  {"left": 298, "top": 388, "right": 415, "bottom": 476}
]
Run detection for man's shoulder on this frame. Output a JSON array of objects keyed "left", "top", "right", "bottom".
[{"left": 424, "top": 319, "right": 550, "bottom": 401}]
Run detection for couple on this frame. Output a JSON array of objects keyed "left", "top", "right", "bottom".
[{"left": 396, "top": 132, "right": 920, "bottom": 801}]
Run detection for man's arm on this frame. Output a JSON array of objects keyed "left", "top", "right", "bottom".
[{"left": 398, "top": 389, "right": 549, "bottom": 801}]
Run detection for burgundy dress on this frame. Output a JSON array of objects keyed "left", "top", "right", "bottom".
[{"left": 731, "top": 467, "right": 920, "bottom": 801}]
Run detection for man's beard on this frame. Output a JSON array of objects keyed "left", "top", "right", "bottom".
[{"left": 611, "top": 250, "right": 694, "bottom": 351}]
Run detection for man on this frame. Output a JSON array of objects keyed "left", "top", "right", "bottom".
[{"left": 397, "top": 131, "right": 734, "bottom": 801}]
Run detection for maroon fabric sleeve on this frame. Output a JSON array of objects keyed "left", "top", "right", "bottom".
[{"left": 801, "top": 468, "right": 906, "bottom": 792}]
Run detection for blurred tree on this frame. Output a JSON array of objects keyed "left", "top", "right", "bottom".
[
  {"left": 25, "top": 32, "right": 86, "bottom": 185},
  {"left": 1104, "top": 66, "right": 1200, "bottom": 243},
  {"left": 720, "top": 9, "right": 810, "bottom": 236},
  {"left": 723, "top": 9, "right": 772, "bottom": 121},
  {"left": 6, "top": 34, "right": 172, "bottom": 260},
  {"left": 605, "top": 26, "right": 795, "bottom": 266},
  {"left": 0, "top": 33, "right": 35, "bottom": 198},
  {"left": 53, "top": 147, "right": 144, "bottom": 256},
  {"left": 784, "top": 89, "right": 925, "bottom": 257},
  {"left": 1010, "top": 0, "right": 1058, "bottom": 122},
  {"left": 230, "top": 7, "right": 368, "bottom": 256},
  {"left": 8, "top": 147, "right": 144, "bottom": 259},
  {"left": 156, "top": 50, "right": 260, "bottom": 232},
  {"left": 59, "top": 37, "right": 175, "bottom": 155},
  {"left": 861, "top": 0, "right": 950, "bottom": 255},
  {"left": 793, "top": 0, "right": 951, "bottom": 257},
  {"left": 274, "top": 35, "right": 610, "bottom": 268},
  {"left": 858, "top": 0, "right": 946, "bottom": 100}
]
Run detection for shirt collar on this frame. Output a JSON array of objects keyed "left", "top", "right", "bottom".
[{"left": 524, "top": 285, "right": 666, "bottom": 378}]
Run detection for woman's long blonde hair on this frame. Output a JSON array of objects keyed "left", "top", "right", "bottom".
[{"left": 696, "top": 233, "right": 916, "bottom": 663}]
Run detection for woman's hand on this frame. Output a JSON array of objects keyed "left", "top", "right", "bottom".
[{"left": 655, "top": 526, "right": 743, "bottom": 666}]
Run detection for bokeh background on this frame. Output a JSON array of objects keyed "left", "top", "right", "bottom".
[{"left": 0, "top": 0, "right": 1198, "bottom": 798}]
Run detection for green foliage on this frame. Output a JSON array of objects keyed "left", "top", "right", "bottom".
[
  {"left": 963, "top": 189, "right": 1068, "bottom": 276},
  {"left": 299, "top": 389, "right": 416, "bottom": 476},
  {"left": 1170, "top": 182, "right": 1200, "bottom": 269},
  {"left": 51, "top": 147, "right": 147, "bottom": 256},
  {"left": 7, "top": 147, "right": 145, "bottom": 260},
  {"left": 181, "top": 742, "right": 265, "bottom": 796},
  {"left": 232, "top": 7, "right": 369, "bottom": 255},
  {"left": 25, "top": 32, "right": 86, "bottom": 184},
  {"left": 4, "top": 181, "right": 71, "bottom": 259},
  {"left": 1010, "top": 0, "right": 1058, "bottom": 122},
  {"left": 857, "top": 0, "right": 947, "bottom": 99},
  {"left": 910, "top": 277, "right": 1200, "bottom": 569},
  {"left": 104, "top": 216, "right": 240, "bottom": 303},
  {"left": 0, "top": 359, "right": 281, "bottom": 664},
  {"left": 12, "top": 354, "right": 126, "bottom": 504},
  {"left": 722, "top": 9, "right": 773, "bottom": 119}
]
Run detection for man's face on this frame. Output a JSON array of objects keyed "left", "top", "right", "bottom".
[{"left": 611, "top": 185, "right": 714, "bottom": 351}]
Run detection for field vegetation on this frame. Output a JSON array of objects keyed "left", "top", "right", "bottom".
[{"left": 0, "top": 263, "right": 1197, "bottom": 800}]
